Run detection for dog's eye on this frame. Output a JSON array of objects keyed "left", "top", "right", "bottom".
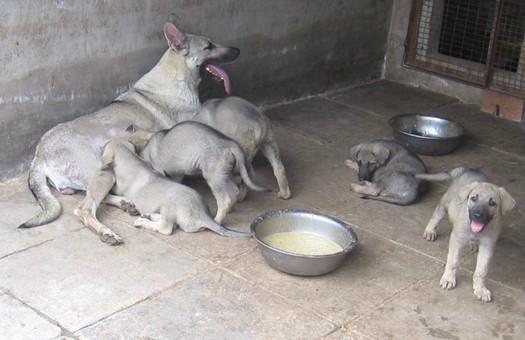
[
  {"left": 470, "top": 195, "right": 478, "bottom": 202},
  {"left": 204, "top": 42, "right": 214, "bottom": 50},
  {"left": 489, "top": 198, "right": 497, "bottom": 207}
]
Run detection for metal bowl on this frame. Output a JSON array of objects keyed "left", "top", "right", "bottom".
[
  {"left": 251, "top": 209, "right": 358, "bottom": 276},
  {"left": 389, "top": 114, "right": 465, "bottom": 155}
]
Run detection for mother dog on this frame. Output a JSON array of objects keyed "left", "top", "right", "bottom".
[{"left": 19, "top": 23, "right": 240, "bottom": 228}]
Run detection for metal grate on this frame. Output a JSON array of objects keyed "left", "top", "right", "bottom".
[
  {"left": 438, "top": 0, "right": 493, "bottom": 65},
  {"left": 491, "top": 0, "right": 525, "bottom": 95},
  {"left": 405, "top": 0, "right": 525, "bottom": 98}
]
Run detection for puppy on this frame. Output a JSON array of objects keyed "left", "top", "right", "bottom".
[
  {"left": 345, "top": 139, "right": 428, "bottom": 205},
  {"left": 128, "top": 121, "right": 269, "bottom": 223},
  {"left": 417, "top": 167, "right": 515, "bottom": 302}
]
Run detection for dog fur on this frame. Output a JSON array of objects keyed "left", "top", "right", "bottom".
[
  {"left": 74, "top": 139, "right": 251, "bottom": 245},
  {"left": 417, "top": 167, "right": 515, "bottom": 302},
  {"left": 128, "top": 121, "right": 269, "bottom": 223},
  {"left": 345, "top": 139, "right": 428, "bottom": 205},
  {"left": 20, "top": 22, "right": 240, "bottom": 228}
]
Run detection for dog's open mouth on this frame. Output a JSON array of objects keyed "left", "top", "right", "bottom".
[
  {"left": 470, "top": 220, "right": 485, "bottom": 233},
  {"left": 205, "top": 64, "right": 232, "bottom": 95}
]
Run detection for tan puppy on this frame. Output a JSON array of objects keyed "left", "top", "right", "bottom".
[{"left": 417, "top": 168, "right": 515, "bottom": 302}]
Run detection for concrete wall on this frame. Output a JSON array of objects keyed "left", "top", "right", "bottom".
[
  {"left": 384, "top": 0, "right": 483, "bottom": 104},
  {"left": 0, "top": 0, "right": 392, "bottom": 180}
]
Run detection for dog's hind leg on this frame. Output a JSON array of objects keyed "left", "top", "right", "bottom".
[
  {"left": 423, "top": 204, "right": 446, "bottom": 241},
  {"left": 134, "top": 213, "right": 174, "bottom": 235},
  {"left": 209, "top": 177, "right": 239, "bottom": 224},
  {"left": 261, "top": 141, "right": 291, "bottom": 199},
  {"left": 350, "top": 181, "right": 382, "bottom": 196},
  {"left": 74, "top": 169, "right": 123, "bottom": 245}
]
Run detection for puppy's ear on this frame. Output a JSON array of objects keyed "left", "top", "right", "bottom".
[
  {"left": 458, "top": 182, "right": 479, "bottom": 202},
  {"left": 125, "top": 124, "right": 136, "bottom": 133},
  {"left": 164, "top": 22, "right": 187, "bottom": 50},
  {"left": 349, "top": 144, "right": 362, "bottom": 161},
  {"left": 373, "top": 146, "right": 390, "bottom": 165},
  {"left": 498, "top": 187, "right": 516, "bottom": 215}
]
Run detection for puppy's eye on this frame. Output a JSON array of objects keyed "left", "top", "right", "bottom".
[
  {"left": 204, "top": 42, "right": 214, "bottom": 50},
  {"left": 470, "top": 195, "right": 478, "bottom": 202},
  {"left": 489, "top": 198, "right": 497, "bottom": 207}
]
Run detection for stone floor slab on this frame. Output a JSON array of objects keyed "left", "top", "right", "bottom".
[
  {"left": 226, "top": 231, "right": 443, "bottom": 324},
  {"left": 348, "top": 272, "right": 525, "bottom": 340},
  {"left": 77, "top": 269, "right": 335, "bottom": 340},
  {"left": 326, "top": 80, "right": 456, "bottom": 117},
  {"left": 0, "top": 221, "right": 209, "bottom": 331},
  {"left": 0, "top": 294, "right": 62, "bottom": 340}
]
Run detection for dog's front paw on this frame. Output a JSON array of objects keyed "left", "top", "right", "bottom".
[
  {"left": 474, "top": 286, "right": 492, "bottom": 302},
  {"left": 344, "top": 159, "right": 358, "bottom": 171},
  {"left": 423, "top": 230, "right": 437, "bottom": 241},
  {"left": 277, "top": 189, "right": 292, "bottom": 200},
  {"left": 349, "top": 183, "right": 360, "bottom": 192},
  {"left": 120, "top": 200, "right": 140, "bottom": 216},
  {"left": 133, "top": 217, "right": 149, "bottom": 229},
  {"left": 440, "top": 272, "right": 457, "bottom": 290},
  {"left": 100, "top": 230, "right": 123, "bottom": 246}
]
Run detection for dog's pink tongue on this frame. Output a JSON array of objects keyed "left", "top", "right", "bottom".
[
  {"left": 205, "top": 64, "right": 232, "bottom": 95},
  {"left": 470, "top": 221, "right": 485, "bottom": 233}
]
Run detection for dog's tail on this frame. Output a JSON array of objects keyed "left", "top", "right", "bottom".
[
  {"left": 415, "top": 167, "right": 468, "bottom": 182},
  {"left": 205, "top": 219, "right": 252, "bottom": 239},
  {"left": 231, "top": 144, "right": 271, "bottom": 192},
  {"left": 18, "top": 157, "right": 62, "bottom": 228}
]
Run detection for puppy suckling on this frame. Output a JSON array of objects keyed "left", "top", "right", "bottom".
[
  {"left": 128, "top": 121, "right": 269, "bottom": 223},
  {"left": 74, "top": 139, "right": 251, "bottom": 245},
  {"left": 417, "top": 167, "right": 515, "bottom": 302}
]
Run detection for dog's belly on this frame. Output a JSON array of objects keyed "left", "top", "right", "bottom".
[{"left": 39, "top": 108, "right": 143, "bottom": 190}]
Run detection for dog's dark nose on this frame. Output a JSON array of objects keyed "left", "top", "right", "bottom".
[{"left": 472, "top": 211, "right": 482, "bottom": 220}]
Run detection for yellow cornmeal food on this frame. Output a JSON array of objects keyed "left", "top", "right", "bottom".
[{"left": 262, "top": 232, "right": 343, "bottom": 255}]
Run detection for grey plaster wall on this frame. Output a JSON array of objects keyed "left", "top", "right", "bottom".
[
  {"left": 0, "top": 0, "right": 392, "bottom": 179},
  {"left": 384, "top": 0, "right": 482, "bottom": 105}
]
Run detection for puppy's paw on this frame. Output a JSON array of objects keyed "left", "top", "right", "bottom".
[
  {"left": 278, "top": 189, "right": 292, "bottom": 200},
  {"left": 133, "top": 217, "right": 149, "bottom": 229},
  {"left": 100, "top": 230, "right": 123, "bottom": 246},
  {"left": 344, "top": 159, "right": 358, "bottom": 171},
  {"left": 474, "top": 286, "right": 492, "bottom": 303},
  {"left": 349, "top": 183, "right": 361, "bottom": 192},
  {"left": 120, "top": 200, "right": 140, "bottom": 216},
  {"left": 423, "top": 230, "right": 437, "bottom": 241},
  {"left": 440, "top": 272, "right": 457, "bottom": 290}
]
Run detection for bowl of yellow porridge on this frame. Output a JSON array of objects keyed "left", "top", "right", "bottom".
[{"left": 251, "top": 209, "right": 358, "bottom": 276}]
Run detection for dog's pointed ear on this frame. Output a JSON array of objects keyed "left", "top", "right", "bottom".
[
  {"left": 125, "top": 124, "right": 136, "bottom": 133},
  {"left": 349, "top": 144, "right": 362, "bottom": 161},
  {"left": 498, "top": 187, "right": 515, "bottom": 215},
  {"left": 164, "top": 22, "right": 187, "bottom": 50},
  {"left": 373, "top": 146, "right": 390, "bottom": 165},
  {"left": 458, "top": 182, "right": 479, "bottom": 202}
]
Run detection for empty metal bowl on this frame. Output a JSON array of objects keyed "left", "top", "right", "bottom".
[
  {"left": 251, "top": 209, "right": 358, "bottom": 276},
  {"left": 389, "top": 114, "right": 465, "bottom": 155}
]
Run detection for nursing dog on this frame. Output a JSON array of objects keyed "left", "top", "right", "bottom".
[
  {"left": 417, "top": 167, "right": 515, "bottom": 302},
  {"left": 74, "top": 140, "right": 250, "bottom": 245},
  {"left": 345, "top": 139, "right": 428, "bottom": 205},
  {"left": 20, "top": 22, "right": 240, "bottom": 228}
]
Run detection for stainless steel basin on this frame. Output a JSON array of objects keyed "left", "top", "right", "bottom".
[{"left": 251, "top": 209, "right": 358, "bottom": 276}]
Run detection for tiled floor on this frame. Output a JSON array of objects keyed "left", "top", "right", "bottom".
[{"left": 1, "top": 80, "right": 524, "bottom": 340}]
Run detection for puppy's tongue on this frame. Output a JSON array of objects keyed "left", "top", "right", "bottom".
[
  {"left": 205, "top": 64, "right": 232, "bottom": 95},
  {"left": 470, "top": 221, "right": 485, "bottom": 233}
]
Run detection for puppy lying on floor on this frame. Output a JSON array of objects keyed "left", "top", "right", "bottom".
[
  {"left": 74, "top": 139, "right": 251, "bottom": 245},
  {"left": 128, "top": 121, "right": 269, "bottom": 223},
  {"left": 345, "top": 139, "right": 428, "bottom": 205},
  {"left": 416, "top": 167, "right": 515, "bottom": 302}
]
